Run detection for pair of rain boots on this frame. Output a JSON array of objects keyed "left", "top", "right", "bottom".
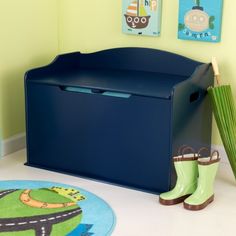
[{"left": 159, "top": 146, "right": 220, "bottom": 211}]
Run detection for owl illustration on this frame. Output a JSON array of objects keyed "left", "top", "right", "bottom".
[
  {"left": 185, "top": 9, "right": 209, "bottom": 32},
  {"left": 181, "top": 0, "right": 215, "bottom": 32}
]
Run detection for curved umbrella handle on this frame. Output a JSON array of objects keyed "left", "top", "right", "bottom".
[{"left": 211, "top": 57, "right": 221, "bottom": 86}]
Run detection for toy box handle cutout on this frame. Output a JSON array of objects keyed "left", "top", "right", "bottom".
[
  {"left": 60, "top": 86, "right": 131, "bottom": 99},
  {"left": 189, "top": 91, "right": 200, "bottom": 103}
]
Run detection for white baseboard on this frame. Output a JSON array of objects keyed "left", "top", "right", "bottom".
[{"left": 1, "top": 133, "right": 26, "bottom": 157}]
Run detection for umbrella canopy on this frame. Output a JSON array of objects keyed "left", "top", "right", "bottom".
[{"left": 208, "top": 57, "right": 236, "bottom": 179}]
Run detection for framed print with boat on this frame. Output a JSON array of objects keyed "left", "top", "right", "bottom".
[{"left": 122, "top": 0, "right": 162, "bottom": 36}]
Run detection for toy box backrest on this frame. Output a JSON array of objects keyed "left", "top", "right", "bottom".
[{"left": 79, "top": 48, "right": 202, "bottom": 77}]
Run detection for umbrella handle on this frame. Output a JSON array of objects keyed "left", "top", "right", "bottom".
[{"left": 211, "top": 57, "right": 221, "bottom": 86}]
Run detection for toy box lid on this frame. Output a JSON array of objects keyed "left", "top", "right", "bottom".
[
  {"left": 26, "top": 48, "right": 203, "bottom": 99},
  {"left": 29, "top": 69, "right": 189, "bottom": 99}
]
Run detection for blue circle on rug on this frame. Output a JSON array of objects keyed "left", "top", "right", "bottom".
[{"left": 0, "top": 180, "right": 116, "bottom": 236}]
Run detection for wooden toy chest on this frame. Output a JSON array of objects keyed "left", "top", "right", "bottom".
[{"left": 25, "top": 48, "right": 213, "bottom": 193}]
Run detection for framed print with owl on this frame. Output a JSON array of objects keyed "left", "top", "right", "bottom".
[
  {"left": 122, "top": 0, "right": 162, "bottom": 36},
  {"left": 178, "top": 0, "right": 223, "bottom": 42}
]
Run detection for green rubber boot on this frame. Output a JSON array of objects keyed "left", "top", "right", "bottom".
[
  {"left": 159, "top": 147, "right": 198, "bottom": 205},
  {"left": 184, "top": 150, "right": 220, "bottom": 211}
]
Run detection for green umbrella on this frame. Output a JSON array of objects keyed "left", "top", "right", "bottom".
[{"left": 208, "top": 57, "right": 236, "bottom": 179}]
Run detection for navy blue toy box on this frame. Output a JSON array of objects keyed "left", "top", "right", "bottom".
[{"left": 25, "top": 48, "right": 213, "bottom": 193}]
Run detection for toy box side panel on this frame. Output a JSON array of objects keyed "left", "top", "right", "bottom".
[
  {"left": 171, "top": 64, "right": 214, "bottom": 168},
  {"left": 25, "top": 82, "right": 173, "bottom": 193}
]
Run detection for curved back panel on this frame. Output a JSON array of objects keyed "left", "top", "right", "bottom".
[{"left": 80, "top": 47, "right": 202, "bottom": 76}]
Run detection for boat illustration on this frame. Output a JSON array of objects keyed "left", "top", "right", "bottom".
[{"left": 124, "top": 0, "right": 151, "bottom": 29}]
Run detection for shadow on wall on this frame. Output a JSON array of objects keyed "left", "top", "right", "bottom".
[{"left": 0, "top": 56, "right": 55, "bottom": 140}]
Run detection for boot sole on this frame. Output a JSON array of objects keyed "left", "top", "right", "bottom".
[
  {"left": 183, "top": 195, "right": 214, "bottom": 211},
  {"left": 159, "top": 194, "right": 191, "bottom": 206}
]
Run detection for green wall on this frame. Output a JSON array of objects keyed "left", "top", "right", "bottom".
[
  {"left": 0, "top": 0, "right": 59, "bottom": 139},
  {"left": 1, "top": 0, "right": 235, "bottom": 145}
]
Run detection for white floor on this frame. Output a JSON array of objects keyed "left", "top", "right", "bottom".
[{"left": 0, "top": 149, "right": 236, "bottom": 236}]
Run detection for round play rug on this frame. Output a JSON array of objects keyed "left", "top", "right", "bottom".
[{"left": 0, "top": 180, "right": 116, "bottom": 236}]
